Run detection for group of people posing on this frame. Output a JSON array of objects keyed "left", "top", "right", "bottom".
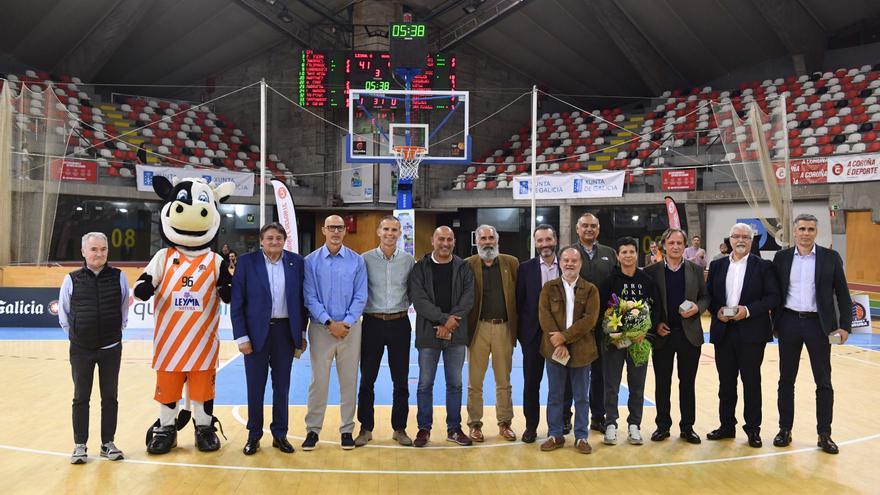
[{"left": 61, "top": 211, "right": 851, "bottom": 463}]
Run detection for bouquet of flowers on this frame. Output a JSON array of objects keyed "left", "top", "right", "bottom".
[{"left": 602, "top": 292, "right": 652, "bottom": 366}]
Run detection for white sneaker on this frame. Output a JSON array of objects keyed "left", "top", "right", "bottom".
[
  {"left": 603, "top": 425, "right": 617, "bottom": 445},
  {"left": 100, "top": 441, "right": 124, "bottom": 461},
  {"left": 628, "top": 425, "right": 644, "bottom": 445},
  {"left": 70, "top": 444, "right": 87, "bottom": 464}
]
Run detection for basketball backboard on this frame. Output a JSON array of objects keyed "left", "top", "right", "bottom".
[{"left": 346, "top": 89, "right": 471, "bottom": 165}]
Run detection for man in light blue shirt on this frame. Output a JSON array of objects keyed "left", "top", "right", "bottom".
[{"left": 302, "top": 215, "right": 367, "bottom": 450}]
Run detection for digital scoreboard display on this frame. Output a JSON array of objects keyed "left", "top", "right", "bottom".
[{"left": 298, "top": 50, "right": 455, "bottom": 108}]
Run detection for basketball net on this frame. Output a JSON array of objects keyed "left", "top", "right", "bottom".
[{"left": 392, "top": 145, "right": 426, "bottom": 181}]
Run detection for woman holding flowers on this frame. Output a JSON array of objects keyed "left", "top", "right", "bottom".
[{"left": 599, "top": 237, "right": 661, "bottom": 446}]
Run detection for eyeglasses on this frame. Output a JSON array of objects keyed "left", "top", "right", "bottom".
[{"left": 325, "top": 225, "right": 346, "bottom": 232}]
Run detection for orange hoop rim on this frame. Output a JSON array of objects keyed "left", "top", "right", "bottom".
[{"left": 392, "top": 145, "right": 427, "bottom": 161}]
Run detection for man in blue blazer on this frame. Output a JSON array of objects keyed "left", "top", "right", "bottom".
[
  {"left": 516, "top": 224, "right": 571, "bottom": 443},
  {"left": 705, "top": 222, "right": 780, "bottom": 449},
  {"left": 231, "top": 223, "right": 307, "bottom": 456}
]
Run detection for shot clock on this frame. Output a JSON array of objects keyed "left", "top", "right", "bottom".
[{"left": 390, "top": 22, "right": 429, "bottom": 71}]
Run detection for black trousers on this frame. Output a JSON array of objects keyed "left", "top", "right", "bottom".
[
  {"left": 70, "top": 341, "right": 122, "bottom": 444},
  {"left": 777, "top": 311, "right": 834, "bottom": 434},
  {"left": 589, "top": 342, "right": 605, "bottom": 422},
  {"left": 521, "top": 336, "right": 572, "bottom": 431},
  {"left": 357, "top": 315, "right": 411, "bottom": 431},
  {"left": 653, "top": 330, "right": 701, "bottom": 431},
  {"left": 714, "top": 327, "right": 766, "bottom": 434}
]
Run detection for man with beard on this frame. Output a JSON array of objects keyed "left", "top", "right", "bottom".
[
  {"left": 466, "top": 225, "right": 519, "bottom": 442},
  {"left": 573, "top": 212, "right": 618, "bottom": 433},
  {"left": 539, "top": 247, "right": 601, "bottom": 454},
  {"left": 706, "top": 223, "right": 779, "bottom": 448},
  {"left": 516, "top": 225, "right": 571, "bottom": 443}
]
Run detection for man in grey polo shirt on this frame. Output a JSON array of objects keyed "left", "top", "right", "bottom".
[{"left": 355, "top": 215, "right": 416, "bottom": 447}]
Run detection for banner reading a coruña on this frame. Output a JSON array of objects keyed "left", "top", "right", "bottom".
[{"left": 512, "top": 171, "right": 625, "bottom": 200}]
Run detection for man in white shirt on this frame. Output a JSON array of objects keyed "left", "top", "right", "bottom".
[{"left": 705, "top": 223, "right": 780, "bottom": 449}]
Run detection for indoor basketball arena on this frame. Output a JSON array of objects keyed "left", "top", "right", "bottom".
[{"left": 1, "top": 1, "right": 880, "bottom": 493}]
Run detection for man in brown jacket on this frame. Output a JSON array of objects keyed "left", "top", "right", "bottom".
[
  {"left": 539, "top": 246, "right": 600, "bottom": 454},
  {"left": 466, "top": 224, "right": 519, "bottom": 442}
]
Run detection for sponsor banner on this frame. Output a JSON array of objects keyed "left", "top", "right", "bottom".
[
  {"left": 851, "top": 293, "right": 872, "bottom": 333},
  {"left": 664, "top": 196, "right": 681, "bottom": 229},
  {"left": 271, "top": 179, "right": 299, "bottom": 253},
  {"left": 135, "top": 164, "right": 254, "bottom": 196},
  {"left": 0, "top": 288, "right": 61, "bottom": 328},
  {"left": 512, "top": 171, "right": 625, "bottom": 200},
  {"left": 0, "top": 288, "right": 234, "bottom": 330},
  {"left": 379, "top": 164, "right": 398, "bottom": 204},
  {"left": 826, "top": 153, "right": 880, "bottom": 183},
  {"left": 341, "top": 164, "right": 373, "bottom": 203},
  {"left": 661, "top": 169, "right": 696, "bottom": 191},
  {"left": 51, "top": 159, "right": 97, "bottom": 183},
  {"left": 394, "top": 209, "right": 415, "bottom": 256},
  {"left": 786, "top": 159, "right": 828, "bottom": 184}
]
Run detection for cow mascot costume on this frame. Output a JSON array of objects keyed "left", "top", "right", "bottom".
[{"left": 135, "top": 176, "right": 235, "bottom": 454}]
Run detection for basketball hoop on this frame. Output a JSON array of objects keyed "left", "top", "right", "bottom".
[{"left": 392, "top": 145, "right": 426, "bottom": 181}]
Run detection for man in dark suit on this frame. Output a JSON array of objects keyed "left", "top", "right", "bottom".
[
  {"left": 645, "top": 228, "right": 710, "bottom": 445},
  {"left": 231, "top": 223, "right": 307, "bottom": 456},
  {"left": 516, "top": 224, "right": 572, "bottom": 443},
  {"left": 706, "top": 222, "right": 780, "bottom": 448},
  {"left": 772, "top": 213, "right": 852, "bottom": 454}
]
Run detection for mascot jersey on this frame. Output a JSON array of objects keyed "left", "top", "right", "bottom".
[{"left": 149, "top": 247, "right": 222, "bottom": 372}]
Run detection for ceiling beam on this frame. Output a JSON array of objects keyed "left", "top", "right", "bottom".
[
  {"left": 584, "top": 0, "right": 688, "bottom": 95},
  {"left": 237, "top": 0, "right": 334, "bottom": 49},
  {"left": 431, "top": 0, "right": 528, "bottom": 52},
  {"left": 750, "top": 0, "right": 826, "bottom": 73},
  {"left": 54, "top": 0, "right": 153, "bottom": 81}
]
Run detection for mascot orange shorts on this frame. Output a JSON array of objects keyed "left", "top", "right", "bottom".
[{"left": 154, "top": 370, "right": 216, "bottom": 403}]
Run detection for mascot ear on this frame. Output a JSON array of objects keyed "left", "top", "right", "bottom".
[
  {"left": 213, "top": 181, "right": 236, "bottom": 203},
  {"left": 153, "top": 176, "right": 174, "bottom": 200}
]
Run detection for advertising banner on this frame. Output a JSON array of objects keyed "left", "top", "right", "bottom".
[
  {"left": 512, "top": 171, "right": 625, "bottom": 200},
  {"left": 135, "top": 164, "right": 254, "bottom": 196}
]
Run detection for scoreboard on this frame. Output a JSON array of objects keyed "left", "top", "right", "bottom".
[{"left": 298, "top": 50, "right": 456, "bottom": 108}]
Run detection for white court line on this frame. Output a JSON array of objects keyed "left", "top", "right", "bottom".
[
  {"left": 834, "top": 353, "right": 880, "bottom": 368},
  {"left": 217, "top": 352, "right": 241, "bottom": 372},
  {"left": 229, "top": 405, "right": 529, "bottom": 450},
  {"left": 2, "top": 433, "right": 879, "bottom": 475}
]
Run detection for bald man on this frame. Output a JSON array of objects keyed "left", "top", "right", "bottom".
[
  {"left": 408, "top": 226, "right": 475, "bottom": 447},
  {"left": 302, "top": 215, "right": 368, "bottom": 451}
]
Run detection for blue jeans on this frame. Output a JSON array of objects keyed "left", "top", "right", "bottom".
[
  {"left": 417, "top": 344, "right": 466, "bottom": 433},
  {"left": 547, "top": 360, "right": 590, "bottom": 439}
]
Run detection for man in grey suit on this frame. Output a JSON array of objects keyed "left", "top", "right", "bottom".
[{"left": 645, "top": 228, "right": 710, "bottom": 444}]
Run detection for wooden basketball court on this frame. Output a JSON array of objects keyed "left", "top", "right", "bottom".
[{"left": 1, "top": 325, "right": 879, "bottom": 495}]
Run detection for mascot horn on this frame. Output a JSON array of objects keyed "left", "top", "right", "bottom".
[{"left": 134, "top": 176, "right": 235, "bottom": 455}]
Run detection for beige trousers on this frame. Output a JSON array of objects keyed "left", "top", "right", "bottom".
[{"left": 466, "top": 321, "right": 514, "bottom": 427}]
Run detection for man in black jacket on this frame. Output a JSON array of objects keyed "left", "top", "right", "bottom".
[
  {"left": 408, "top": 226, "right": 475, "bottom": 448},
  {"left": 58, "top": 232, "right": 130, "bottom": 464},
  {"left": 772, "top": 213, "right": 852, "bottom": 454},
  {"left": 706, "top": 223, "right": 780, "bottom": 448}
]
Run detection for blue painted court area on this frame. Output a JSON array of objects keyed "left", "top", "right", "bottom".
[{"left": 4, "top": 328, "right": 879, "bottom": 407}]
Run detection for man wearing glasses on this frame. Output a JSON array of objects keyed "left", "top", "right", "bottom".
[{"left": 302, "top": 215, "right": 368, "bottom": 450}]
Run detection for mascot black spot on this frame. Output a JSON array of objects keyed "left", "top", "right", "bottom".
[{"left": 134, "top": 176, "right": 234, "bottom": 455}]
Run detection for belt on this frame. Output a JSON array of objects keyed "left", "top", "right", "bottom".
[
  {"left": 784, "top": 308, "right": 818, "bottom": 319},
  {"left": 270, "top": 318, "right": 289, "bottom": 325},
  {"left": 480, "top": 318, "right": 507, "bottom": 324},
  {"left": 366, "top": 311, "right": 408, "bottom": 321}
]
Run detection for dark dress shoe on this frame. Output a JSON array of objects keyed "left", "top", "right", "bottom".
[
  {"left": 243, "top": 439, "right": 260, "bottom": 456},
  {"left": 706, "top": 427, "right": 736, "bottom": 441},
  {"left": 680, "top": 430, "right": 702, "bottom": 444},
  {"left": 563, "top": 422, "right": 572, "bottom": 435},
  {"left": 589, "top": 419, "right": 604, "bottom": 433},
  {"left": 773, "top": 429, "right": 792, "bottom": 447},
  {"left": 522, "top": 429, "right": 537, "bottom": 444},
  {"left": 747, "top": 431, "right": 762, "bottom": 448},
  {"left": 272, "top": 437, "right": 294, "bottom": 453},
  {"left": 650, "top": 429, "right": 670, "bottom": 442},
  {"left": 818, "top": 434, "right": 839, "bottom": 454}
]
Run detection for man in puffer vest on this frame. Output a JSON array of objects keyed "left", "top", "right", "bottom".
[{"left": 58, "top": 232, "right": 130, "bottom": 464}]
